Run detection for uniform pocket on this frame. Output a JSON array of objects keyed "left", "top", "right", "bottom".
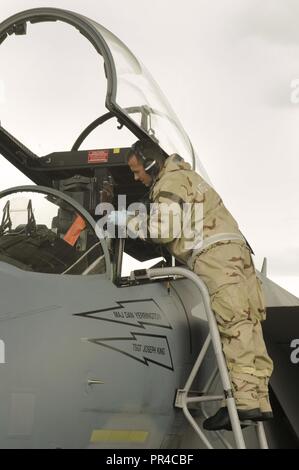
[{"left": 211, "top": 282, "right": 251, "bottom": 327}]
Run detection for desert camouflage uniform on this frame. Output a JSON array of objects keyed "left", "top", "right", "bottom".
[{"left": 139, "top": 154, "right": 274, "bottom": 411}]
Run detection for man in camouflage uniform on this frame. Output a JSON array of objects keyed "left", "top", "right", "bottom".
[{"left": 126, "top": 140, "right": 273, "bottom": 431}]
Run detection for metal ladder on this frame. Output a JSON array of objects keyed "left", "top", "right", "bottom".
[{"left": 146, "top": 266, "right": 269, "bottom": 450}]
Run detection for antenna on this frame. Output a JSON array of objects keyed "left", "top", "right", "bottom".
[{"left": 261, "top": 257, "right": 267, "bottom": 276}]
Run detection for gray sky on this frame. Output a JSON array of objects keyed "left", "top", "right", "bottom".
[{"left": 0, "top": 0, "right": 298, "bottom": 295}]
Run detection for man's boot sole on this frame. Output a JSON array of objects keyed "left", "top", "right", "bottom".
[{"left": 259, "top": 411, "right": 273, "bottom": 421}]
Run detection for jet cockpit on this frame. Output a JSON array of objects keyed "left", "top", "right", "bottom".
[{"left": 0, "top": 8, "right": 209, "bottom": 283}]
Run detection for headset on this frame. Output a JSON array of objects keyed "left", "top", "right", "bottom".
[{"left": 129, "top": 140, "right": 165, "bottom": 176}]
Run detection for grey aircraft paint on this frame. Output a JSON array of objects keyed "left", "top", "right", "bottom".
[{"left": 0, "top": 8, "right": 298, "bottom": 449}]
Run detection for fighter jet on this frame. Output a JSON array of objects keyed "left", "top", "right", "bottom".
[{"left": 0, "top": 8, "right": 298, "bottom": 449}]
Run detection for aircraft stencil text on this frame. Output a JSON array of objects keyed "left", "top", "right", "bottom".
[{"left": 290, "top": 339, "right": 299, "bottom": 364}]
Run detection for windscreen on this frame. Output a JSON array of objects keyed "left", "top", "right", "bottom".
[{"left": 87, "top": 19, "right": 210, "bottom": 179}]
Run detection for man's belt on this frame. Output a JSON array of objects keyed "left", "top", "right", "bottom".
[{"left": 187, "top": 232, "right": 247, "bottom": 269}]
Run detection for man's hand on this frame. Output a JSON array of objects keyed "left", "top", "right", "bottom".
[{"left": 107, "top": 209, "right": 132, "bottom": 226}]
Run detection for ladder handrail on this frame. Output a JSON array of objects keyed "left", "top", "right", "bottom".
[{"left": 146, "top": 266, "right": 248, "bottom": 449}]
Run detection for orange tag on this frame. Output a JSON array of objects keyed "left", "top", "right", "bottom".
[{"left": 64, "top": 215, "right": 86, "bottom": 246}]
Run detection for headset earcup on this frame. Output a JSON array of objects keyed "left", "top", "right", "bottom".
[
  {"left": 145, "top": 160, "right": 159, "bottom": 177},
  {"left": 144, "top": 159, "right": 155, "bottom": 173},
  {"left": 132, "top": 140, "right": 164, "bottom": 176}
]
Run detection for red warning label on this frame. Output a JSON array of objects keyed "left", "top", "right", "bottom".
[{"left": 88, "top": 150, "right": 109, "bottom": 163}]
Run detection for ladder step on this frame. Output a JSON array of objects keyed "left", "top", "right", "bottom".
[
  {"left": 187, "top": 395, "right": 223, "bottom": 404},
  {"left": 175, "top": 389, "right": 223, "bottom": 409}
]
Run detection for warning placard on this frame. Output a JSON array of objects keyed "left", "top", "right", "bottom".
[{"left": 88, "top": 150, "right": 109, "bottom": 163}]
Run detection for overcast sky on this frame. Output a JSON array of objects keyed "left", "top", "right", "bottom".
[{"left": 0, "top": 0, "right": 298, "bottom": 296}]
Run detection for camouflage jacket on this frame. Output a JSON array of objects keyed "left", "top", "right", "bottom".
[{"left": 129, "top": 154, "right": 244, "bottom": 266}]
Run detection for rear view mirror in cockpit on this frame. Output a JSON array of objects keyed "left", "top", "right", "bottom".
[{"left": 0, "top": 190, "right": 105, "bottom": 275}]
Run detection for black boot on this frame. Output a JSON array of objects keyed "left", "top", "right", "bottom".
[
  {"left": 203, "top": 407, "right": 262, "bottom": 431},
  {"left": 260, "top": 411, "right": 273, "bottom": 421}
]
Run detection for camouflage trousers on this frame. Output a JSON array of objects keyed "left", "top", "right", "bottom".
[{"left": 193, "top": 240, "right": 274, "bottom": 411}]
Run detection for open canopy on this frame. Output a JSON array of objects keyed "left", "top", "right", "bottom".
[{"left": 0, "top": 7, "right": 209, "bottom": 178}]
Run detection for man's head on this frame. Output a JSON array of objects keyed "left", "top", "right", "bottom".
[{"left": 127, "top": 140, "right": 165, "bottom": 187}]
